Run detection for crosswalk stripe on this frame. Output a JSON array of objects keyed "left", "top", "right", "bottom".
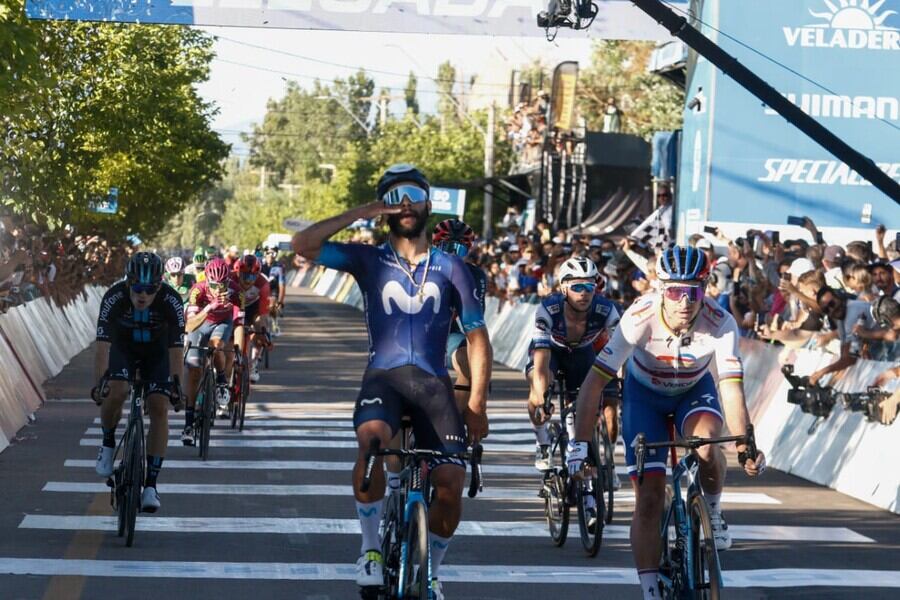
[
  {"left": 89, "top": 418, "right": 537, "bottom": 432},
  {"left": 61, "top": 458, "right": 654, "bottom": 477},
  {"left": 0, "top": 558, "right": 897, "bottom": 587},
  {"left": 83, "top": 427, "right": 540, "bottom": 442},
  {"left": 41, "top": 481, "right": 781, "bottom": 505},
  {"left": 77, "top": 438, "right": 590, "bottom": 454},
  {"left": 18, "top": 515, "right": 873, "bottom": 543}
]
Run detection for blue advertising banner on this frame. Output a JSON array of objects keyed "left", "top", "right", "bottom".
[
  {"left": 430, "top": 187, "right": 466, "bottom": 218},
  {"left": 90, "top": 187, "right": 118, "bottom": 214},
  {"left": 24, "top": 0, "right": 687, "bottom": 39},
  {"left": 678, "top": 0, "right": 900, "bottom": 231}
]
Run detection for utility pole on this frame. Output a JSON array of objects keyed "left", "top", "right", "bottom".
[
  {"left": 629, "top": 0, "right": 900, "bottom": 204},
  {"left": 259, "top": 165, "right": 266, "bottom": 201},
  {"left": 483, "top": 102, "right": 496, "bottom": 241},
  {"left": 379, "top": 95, "right": 389, "bottom": 128}
]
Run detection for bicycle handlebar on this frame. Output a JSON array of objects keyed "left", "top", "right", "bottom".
[
  {"left": 359, "top": 438, "right": 485, "bottom": 498},
  {"left": 635, "top": 425, "right": 759, "bottom": 485}
]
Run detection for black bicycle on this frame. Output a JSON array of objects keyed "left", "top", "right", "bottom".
[
  {"left": 634, "top": 425, "right": 759, "bottom": 600},
  {"left": 229, "top": 343, "right": 250, "bottom": 431},
  {"left": 359, "top": 419, "right": 483, "bottom": 600},
  {"left": 185, "top": 343, "right": 231, "bottom": 460},
  {"left": 101, "top": 373, "right": 180, "bottom": 547},
  {"left": 539, "top": 372, "right": 613, "bottom": 556}
]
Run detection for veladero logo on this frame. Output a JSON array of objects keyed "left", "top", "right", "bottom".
[
  {"left": 381, "top": 281, "right": 441, "bottom": 315},
  {"left": 783, "top": 0, "right": 900, "bottom": 50}
]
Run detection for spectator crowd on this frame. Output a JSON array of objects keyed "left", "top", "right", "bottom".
[{"left": 0, "top": 213, "right": 128, "bottom": 312}]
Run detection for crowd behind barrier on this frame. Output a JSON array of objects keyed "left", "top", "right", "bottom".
[
  {"left": 0, "top": 286, "right": 105, "bottom": 453},
  {"left": 296, "top": 263, "right": 898, "bottom": 513},
  {"left": 0, "top": 213, "right": 128, "bottom": 312}
]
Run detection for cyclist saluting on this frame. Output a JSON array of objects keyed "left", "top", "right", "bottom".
[
  {"left": 569, "top": 246, "right": 766, "bottom": 600},
  {"left": 292, "top": 164, "right": 492, "bottom": 600}
]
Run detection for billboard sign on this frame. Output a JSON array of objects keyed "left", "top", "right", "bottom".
[
  {"left": 90, "top": 187, "right": 118, "bottom": 214},
  {"left": 25, "top": 0, "right": 687, "bottom": 39},
  {"left": 677, "top": 0, "right": 900, "bottom": 230},
  {"left": 430, "top": 187, "right": 466, "bottom": 218}
]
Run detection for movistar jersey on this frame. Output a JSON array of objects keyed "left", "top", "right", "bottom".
[
  {"left": 450, "top": 262, "right": 488, "bottom": 335},
  {"left": 318, "top": 241, "right": 485, "bottom": 376},
  {"left": 593, "top": 293, "right": 744, "bottom": 396}
]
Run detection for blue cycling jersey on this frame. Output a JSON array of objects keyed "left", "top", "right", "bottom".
[{"left": 318, "top": 241, "right": 485, "bottom": 376}]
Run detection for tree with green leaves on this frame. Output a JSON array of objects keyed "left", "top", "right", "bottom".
[
  {"left": 578, "top": 40, "right": 684, "bottom": 140},
  {"left": 1, "top": 2, "right": 228, "bottom": 239}
]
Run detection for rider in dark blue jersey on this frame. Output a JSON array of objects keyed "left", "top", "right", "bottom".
[{"left": 292, "top": 164, "right": 492, "bottom": 599}]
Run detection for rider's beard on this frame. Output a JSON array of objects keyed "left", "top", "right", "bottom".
[{"left": 387, "top": 208, "right": 428, "bottom": 240}]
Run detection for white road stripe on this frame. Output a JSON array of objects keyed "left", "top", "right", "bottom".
[
  {"left": 61, "top": 459, "right": 648, "bottom": 477},
  {"left": 0, "top": 558, "right": 897, "bottom": 587},
  {"left": 83, "top": 427, "right": 540, "bottom": 442},
  {"left": 18, "top": 515, "right": 872, "bottom": 543},
  {"left": 77, "top": 439, "right": 575, "bottom": 454},
  {"left": 41, "top": 481, "right": 780, "bottom": 505},
  {"left": 89, "top": 418, "right": 537, "bottom": 432}
]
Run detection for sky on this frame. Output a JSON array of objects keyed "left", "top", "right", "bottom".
[{"left": 195, "top": 27, "right": 598, "bottom": 155}]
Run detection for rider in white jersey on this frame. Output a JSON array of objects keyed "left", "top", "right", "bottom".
[{"left": 568, "top": 246, "right": 766, "bottom": 600}]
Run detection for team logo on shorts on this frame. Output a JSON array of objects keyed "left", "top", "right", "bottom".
[{"left": 359, "top": 397, "right": 383, "bottom": 406}]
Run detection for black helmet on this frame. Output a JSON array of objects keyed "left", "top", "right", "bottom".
[
  {"left": 376, "top": 163, "right": 430, "bottom": 200},
  {"left": 126, "top": 252, "right": 163, "bottom": 286}
]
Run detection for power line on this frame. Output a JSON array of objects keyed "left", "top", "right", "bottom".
[
  {"left": 661, "top": 0, "right": 900, "bottom": 135},
  {"left": 212, "top": 57, "right": 508, "bottom": 98},
  {"left": 214, "top": 34, "right": 515, "bottom": 89}
]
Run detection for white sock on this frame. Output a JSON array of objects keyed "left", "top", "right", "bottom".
[
  {"left": 705, "top": 492, "right": 722, "bottom": 513},
  {"left": 387, "top": 471, "right": 401, "bottom": 492},
  {"left": 356, "top": 500, "right": 383, "bottom": 553},
  {"left": 429, "top": 532, "right": 452, "bottom": 576},
  {"left": 638, "top": 570, "right": 660, "bottom": 599},
  {"left": 534, "top": 423, "right": 550, "bottom": 446}
]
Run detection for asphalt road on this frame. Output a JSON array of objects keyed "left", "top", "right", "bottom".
[{"left": 0, "top": 286, "right": 897, "bottom": 599}]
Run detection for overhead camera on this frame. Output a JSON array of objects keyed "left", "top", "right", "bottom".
[{"left": 537, "top": 0, "right": 599, "bottom": 40}]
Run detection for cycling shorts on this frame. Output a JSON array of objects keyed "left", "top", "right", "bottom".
[
  {"left": 243, "top": 301, "right": 261, "bottom": 328},
  {"left": 526, "top": 345, "right": 621, "bottom": 400},
  {"left": 184, "top": 318, "right": 234, "bottom": 368},
  {"left": 107, "top": 342, "right": 170, "bottom": 394},
  {"left": 622, "top": 371, "right": 723, "bottom": 478},
  {"left": 444, "top": 332, "right": 467, "bottom": 370},
  {"left": 354, "top": 365, "right": 466, "bottom": 465}
]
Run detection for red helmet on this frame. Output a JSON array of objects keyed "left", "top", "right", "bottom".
[
  {"left": 205, "top": 257, "right": 229, "bottom": 283},
  {"left": 234, "top": 254, "right": 261, "bottom": 274},
  {"left": 433, "top": 219, "right": 476, "bottom": 250}
]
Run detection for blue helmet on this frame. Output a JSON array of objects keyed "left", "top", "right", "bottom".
[
  {"left": 376, "top": 163, "right": 430, "bottom": 200},
  {"left": 126, "top": 252, "right": 163, "bottom": 285},
  {"left": 656, "top": 245, "right": 710, "bottom": 283}
]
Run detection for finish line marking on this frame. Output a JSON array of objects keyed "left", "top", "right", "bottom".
[
  {"left": 19, "top": 515, "right": 872, "bottom": 543},
  {"left": 40, "top": 482, "right": 780, "bottom": 505},
  {"left": 0, "top": 559, "right": 896, "bottom": 587}
]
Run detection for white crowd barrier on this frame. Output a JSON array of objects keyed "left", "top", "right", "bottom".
[
  {"left": 0, "top": 287, "right": 105, "bottom": 453},
  {"left": 301, "top": 267, "right": 898, "bottom": 513}
]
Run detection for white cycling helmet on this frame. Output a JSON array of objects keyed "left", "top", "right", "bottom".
[
  {"left": 164, "top": 256, "right": 184, "bottom": 274},
  {"left": 558, "top": 257, "right": 599, "bottom": 282}
]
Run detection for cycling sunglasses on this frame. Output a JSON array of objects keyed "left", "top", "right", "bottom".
[
  {"left": 382, "top": 185, "right": 429, "bottom": 206},
  {"left": 437, "top": 240, "right": 468, "bottom": 257},
  {"left": 208, "top": 281, "right": 225, "bottom": 290},
  {"left": 567, "top": 282, "right": 597, "bottom": 294},
  {"left": 130, "top": 283, "right": 160, "bottom": 295},
  {"left": 663, "top": 285, "right": 704, "bottom": 304}
]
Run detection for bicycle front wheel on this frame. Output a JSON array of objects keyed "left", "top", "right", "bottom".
[
  {"left": 689, "top": 493, "right": 721, "bottom": 600},
  {"left": 239, "top": 359, "right": 250, "bottom": 431},
  {"left": 125, "top": 419, "right": 144, "bottom": 547},
  {"left": 576, "top": 438, "right": 605, "bottom": 556},
  {"left": 401, "top": 500, "right": 430, "bottom": 599},
  {"left": 200, "top": 373, "right": 215, "bottom": 461}
]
